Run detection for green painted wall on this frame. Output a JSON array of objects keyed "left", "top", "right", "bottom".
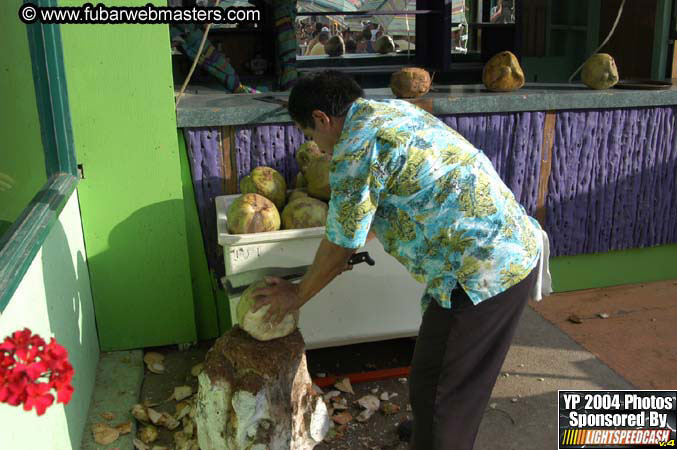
[
  {"left": 551, "top": 244, "right": 677, "bottom": 292},
  {"left": 60, "top": 0, "right": 197, "bottom": 350},
  {"left": 0, "top": 0, "right": 47, "bottom": 238},
  {"left": 0, "top": 192, "right": 99, "bottom": 450},
  {"left": 177, "top": 130, "right": 220, "bottom": 339}
]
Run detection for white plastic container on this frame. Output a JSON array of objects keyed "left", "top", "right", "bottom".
[{"left": 216, "top": 194, "right": 424, "bottom": 349}]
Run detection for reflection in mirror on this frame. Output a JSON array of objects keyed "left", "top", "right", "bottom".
[
  {"left": 490, "top": 0, "right": 515, "bottom": 24},
  {"left": 295, "top": 0, "right": 416, "bottom": 58}
]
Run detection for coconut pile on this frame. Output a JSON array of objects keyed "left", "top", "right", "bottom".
[{"left": 227, "top": 140, "right": 331, "bottom": 235}]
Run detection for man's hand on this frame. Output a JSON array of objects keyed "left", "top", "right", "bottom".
[{"left": 251, "top": 276, "right": 303, "bottom": 325}]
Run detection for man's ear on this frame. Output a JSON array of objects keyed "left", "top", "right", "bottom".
[{"left": 311, "top": 110, "right": 331, "bottom": 128}]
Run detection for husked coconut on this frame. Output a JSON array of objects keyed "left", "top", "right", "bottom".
[
  {"left": 374, "top": 35, "right": 395, "bottom": 54},
  {"left": 390, "top": 67, "right": 431, "bottom": 99},
  {"left": 581, "top": 53, "right": 619, "bottom": 89},
  {"left": 325, "top": 35, "right": 345, "bottom": 57},
  {"left": 287, "top": 188, "right": 309, "bottom": 203},
  {"left": 236, "top": 279, "right": 300, "bottom": 341},
  {"left": 282, "top": 197, "right": 328, "bottom": 229},
  {"left": 239, "top": 166, "right": 287, "bottom": 210},
  {"left": 482, "top": 51, "right": 525, "bottom": 92},
  {"left": 227, "top": 193, "right": 281, "bottom": 234}
]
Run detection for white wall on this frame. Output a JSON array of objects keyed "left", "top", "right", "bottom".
[{"left": 0, "top": 190, "right": 99, "bottom": 450}]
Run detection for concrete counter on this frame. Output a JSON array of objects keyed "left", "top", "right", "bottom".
[{"left": 175, "top": 82, "right": 677, "bottom": 127}]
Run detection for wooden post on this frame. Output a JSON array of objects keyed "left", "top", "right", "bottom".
[
  {"left": 221, "top": 126, "right": 239, "bottom": 194},
  {"left": 535, "top": 111, "right": 556, "bottom": 227}
]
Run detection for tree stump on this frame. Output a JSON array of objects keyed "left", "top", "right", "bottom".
[{"left": 195, "top": 327, "right": 329, "bottom": 450}]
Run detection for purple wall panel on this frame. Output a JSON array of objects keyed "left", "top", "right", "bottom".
[
  {"left": 184, "top": 107, "right": 677, "bottom": 277},
  {"left": 546, "top": 107, "right": 677, "bottom": 257},
  {"left": 235, "top": 124, "right": 307, "bottom": 189},
  {"left": 184, "top": 128, "right": 226, "bottom": 276}
]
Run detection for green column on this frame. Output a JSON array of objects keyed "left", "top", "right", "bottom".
[{"left": 60, "top": 0, "right": 197, "bottom": 350}]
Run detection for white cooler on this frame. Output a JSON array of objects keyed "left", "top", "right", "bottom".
[{"left": 216, "top": 195, "right": 425, "bottom": 350}]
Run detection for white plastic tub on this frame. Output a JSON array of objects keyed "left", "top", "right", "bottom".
[{"left": 216, "top": 194, "right": 425, "bottom": 349}]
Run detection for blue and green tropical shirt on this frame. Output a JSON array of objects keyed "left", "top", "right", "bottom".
[{"left": 325, "top": 97, "right": 543, "bottom": 312}]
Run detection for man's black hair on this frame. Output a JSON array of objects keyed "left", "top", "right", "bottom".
[
  {"left": 345, "top": 39, "right": 357, "bottom": 53},
  {"left": 288, "top": 71, "right": 364, "bottom": 130}
]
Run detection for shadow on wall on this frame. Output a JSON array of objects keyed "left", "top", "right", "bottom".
[
  {"left": 544, "top": 108, "right": 677, "bottom": 257},
  {"left": 84, "top": 199, "right": 201, "bottom": 350},
  {"left": 41, "top": 217, "right": 98, "bottom": 450}
]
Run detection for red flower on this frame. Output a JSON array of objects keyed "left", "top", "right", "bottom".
[
  {"left": 23, "top": 382, "right": 54, "bottom": 416},
  {"left": 0, "top": 329, "right": 74, "bottom": 415}
]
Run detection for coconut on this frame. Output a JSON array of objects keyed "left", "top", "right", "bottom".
[
  {"left": 581, "top": 53, "right": 619, "bottom": 90},
  {"left": 390, "top": 67, "right": 432, "bottom": 99},
  {"left": 239, "top": 166, "right": 287, "bottom": 210},
  {"left": 227, "top": 193, "right": 281, "bottom": 234},
  {"left": 282, "top": 197, "right": 328, "bottom": 229},
  {"left": 374, "top": 35, "right": 395, "bottom": 54},
  {"left": 296, "top": 140, "right": 327, "bottom": 173},
  {"left": 288, "top": 188, "right": 309, "bottom": 203},
  {"left": 325, "top": 35, "right": 345, "bottom": 57},
  {"left": 236, "top": 280, "right": 300, "bottom": 341},
  {"left": 295, "top": 172, "right": 307, "bottom": 189},
  {"left": 482, "top": 51, "right": 525, "bottom": 92},
  {"left": 304, "top": 157, "right": 331, "bottom": 201}
]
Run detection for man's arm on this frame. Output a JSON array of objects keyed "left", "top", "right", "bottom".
[
  {"left": 251, "top": 237, "right": 355, "bottom": 324},
  {"left": 296, "top": 238, "right": 356, "bottom": 305}
]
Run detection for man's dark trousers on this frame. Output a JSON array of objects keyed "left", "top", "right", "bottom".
[{"left": 409, "top": 267, "right": 538, "bottom": 450}]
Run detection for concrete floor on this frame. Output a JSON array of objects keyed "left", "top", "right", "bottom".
[{"left": 80, "top": 279, "right": 677, "bottom": 449}]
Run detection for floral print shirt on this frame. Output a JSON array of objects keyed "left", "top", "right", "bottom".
[{"left": 325, "top": 98, "right": 543, "bottom": 312}]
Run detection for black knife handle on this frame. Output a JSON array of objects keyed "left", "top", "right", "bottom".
[{"left": 349, "top": 251, "right": 375, "bottom": 266}]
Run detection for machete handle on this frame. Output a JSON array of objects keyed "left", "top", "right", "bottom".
[{"left": 349, "top": 251, "right": 375, "bottom": 266}]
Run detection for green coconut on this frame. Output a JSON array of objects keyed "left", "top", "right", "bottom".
[
  {"left": 295, "top": 141, "right": 328, "bottom": 173},
  {"left": 240, "top": 166, "right": 287, "bottom": 210},
  {"left": 581, "top": 53, "right": 619, "bottom": 90},
  {"left": 287, "top": 188, "right": 309, "bottom": 204},
  {"left": 281, "top": 197, "right": 328, "bottom": 229},
  {"left": 236, "top": 279, "right": 300, "bottom": 341},
  {"left": 295, "top": 172, "right": 308, "bottom": 189},
  {"left": 304, "top": 157, "right": 331, "bottom": 201},
  {"left": 227, "top": 193, "right": 281, "bottom": 234}
]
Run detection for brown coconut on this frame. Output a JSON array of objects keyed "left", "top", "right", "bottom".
[
  {"left": 374, "top": 35, "right": 396, "bottom": 54},
  {"left": 581, "top": 53, "right": 619, "bottom": 90},
  {"left": 325, "top": 35, "right": 345, "bottom": 57},
  {"left": 281, "top": 197, "right": 328, "bottom": 229},
  {"left": 482, "top": 51, "right": 525, "bottom": 92},
  {"left": 227, "top": 193, "right": 281, "bottom": 234},
  {"left": 390, "top": 67, "right": 432, "bottom": 99}
]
